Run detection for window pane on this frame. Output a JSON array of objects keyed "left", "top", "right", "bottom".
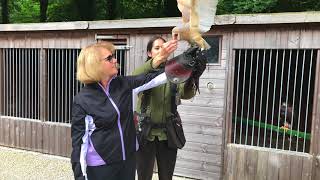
[{"left": 203, "top": 36, "right": 220, "bottom": 63}]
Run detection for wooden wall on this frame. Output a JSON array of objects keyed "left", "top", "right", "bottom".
[
  {"left": 223, "top": 24, "right": 320, "bottom": 180},
  {"left": 0, "top": 117, "right": 71, "bottom": 157},
  {"left": 0, "top": 28, "right": 226, "bottom": 180},
  {"left": 2, "top": 23, "right": 320, "bottom": 180},
  {"left": 125, "top": 31, "right": 229, "bottom": 179},
  {"left": 225, "top": 144, "right": 313, "bottom": 180}
]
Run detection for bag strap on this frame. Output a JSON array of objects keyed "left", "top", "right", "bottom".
[{"left": 170, "top": 83, "right": 178, "bottom": 114}]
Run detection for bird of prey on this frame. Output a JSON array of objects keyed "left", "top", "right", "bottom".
[{"left": 172, "top": 0, "right": 219, "bottom": 50}]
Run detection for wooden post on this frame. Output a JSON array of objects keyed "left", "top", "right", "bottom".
[
  {"left": 0, "top": 49, "right": 3, "bottom": 116},
  {"left": 224, "top": 31, "right": 235, "bottom": 179},
  {"left": 40, "top": 48, "right": 47, "bottom": 121},
  {"left": 311, "top": 50, "right": 320, "bottom": 180}
]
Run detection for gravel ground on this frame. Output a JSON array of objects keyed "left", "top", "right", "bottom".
[{"left": 0, "top": 146, "right": 192, "bottom": 180}]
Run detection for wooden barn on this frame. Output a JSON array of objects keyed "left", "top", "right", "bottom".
[{"left": 0, "top": 11, "right": 320, "bottom": 180}]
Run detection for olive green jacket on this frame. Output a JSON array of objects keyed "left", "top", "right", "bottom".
[{"left": 132, "top": 59, "right": 196, "bottom": 141}]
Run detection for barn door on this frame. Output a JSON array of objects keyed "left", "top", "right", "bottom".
[{"left": 225, "top": 49, "right": 320, "bottom": 180}]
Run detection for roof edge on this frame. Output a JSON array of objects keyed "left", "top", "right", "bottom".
[
  {"left": 0, "top": 12, "right": 320, "bottom": 32},
  {"left": 215, "top": 11, "right": 320, "bottom": 25}
]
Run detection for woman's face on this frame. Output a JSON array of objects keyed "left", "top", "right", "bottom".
[
  {"left": 147, "top": 38, "right": 165, "bottom": 59},
  {"left": 100, "top": 48, "right": 118, "bottom": 78}
]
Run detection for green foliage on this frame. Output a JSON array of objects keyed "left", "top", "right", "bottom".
[
  {"left": 46, "top": 0, "right": 79, "bottom": 22},
  {"left": 9, "top": 0, "right": 40, "bottom": 23},
  {"left": 217, "top": 0, "right": 277, "bottom": 14},
  {"left": 122, "top": 0, "right": 165, "bottom": 19},
  {"left": 2, "top": 0, "right": 320, "bottom": 23},
  {"left": 217, "top": 0, "right": 320, "bottom": 15},
  {"left": 234, "top": 0, "right": 277, "bottom": 13}
]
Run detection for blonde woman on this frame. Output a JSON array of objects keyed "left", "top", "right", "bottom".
[{"left": 71, "top": 41, "right": 177, "bottom": 180}]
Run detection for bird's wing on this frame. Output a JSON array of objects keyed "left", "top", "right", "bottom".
[{"left": 173, "top": 0, "right": 219, "bottom": 49}]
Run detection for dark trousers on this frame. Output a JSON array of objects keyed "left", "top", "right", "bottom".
[
  {"left": 87, "top": 154, "right": 136, "bottom": 180},
  {"left": 137, "top": 138, "right": 177, "bottom": 180}
]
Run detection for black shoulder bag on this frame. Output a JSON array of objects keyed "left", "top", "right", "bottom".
[{"left": 166, "top": 83, "right": 186, "bottom": 149}]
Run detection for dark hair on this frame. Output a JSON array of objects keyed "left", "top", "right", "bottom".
[{"left": 146, "top": 36, "right": 166, "bottom": 59}]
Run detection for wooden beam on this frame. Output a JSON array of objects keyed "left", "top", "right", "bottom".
[
  {"left": 215, "top": 12, "right": 320, "bottom": 25},
  {"left": 312, "top": 50, "right": 320, "bottom": 180},
  {"left": 223, "top": 31, "right": 235, "bottom": 179},
  {"left": 0, "top": 12, "right": 320, "bottom": 32},
  {"left": 40, "top": 48, "right": 47, "bottom": 122},
  {"left": 0, "top": 49, "right": 2, "bottom": 116},
  {"left": 311, "top": 51, "right": 320, "bottom": 155}
]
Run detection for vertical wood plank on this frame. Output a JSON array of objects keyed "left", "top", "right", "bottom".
[
  {"left": 42, "top": 123, "right": 50, "bottom": 153},
  {"left": 233, "top": 31, "right": 244, "bottom": 49},
  {"left": 0, "top": 32, "right": 9, "bottom": 48},
  {"left": 253, "top": 30, "right": 266, "bottom": 49},
  {"left": 311, "top": 50, "right": 320, "bottom": 180},
  {"left": 290, "top": 155, "right": 303, "bottom": 180},
  {"left": 267, "top": 152, "right": 280, "bottom": 180},
  {"left": 278, "top": 153, "right": 290, "bottom": 180},
  {"left": 265, "top": 29, "right": 278, "bottom": 49},
  {"left": 36, "top": 122, "right": 43, "bottom": 152},
  {"left": 255, "top": 150, "right": 269, "bottom": 180},
  {"left": 243, "top": 31, "right": 255, "bottom": 49},
  {"left": 134, "top": 34, "right": 143, "bottom": 71},
  {"left": 0, "top": 118, "right": 3, "bottom": 145},
  {"left": 55, "top": 124, "right": 60, "bottom": 155},
  {"left": 236, "top": 148, "right": 247, "bottom": 180},
  {"left": 31, "top": 121, "right": 37, "bottom": 150},
  {"left": 127, "top": 35, "right": 135, "bottom": 74},
  {"left": 300, "top": 29, "right": 313, "bottom": 49},
  {"left": 288, "top": 29, "right": 301, "bottom": 49},
  {"left": 19, "top": 120, "right": 26, "bottom": 149},
  {"left": 48, "top": 124, "right": 57, "bottom": 154},
  {"left": 0, "top": 48, "right": 3, "bottom": 115},
  {"left": 226, "top": 145, "right": 237, "bottom": 180},
  {"left": 246, "top": 148, "right": 258, "bottom": 180},
  {"left": 25, "top": 120, "right": 32, "bottom": 150},
  {"left": 40, "top": 49, "right": 47, "bottom": 122},
  {"left": 301, "top": 156, "right": 312, "bottom": 180},
  {"left": 4, "top": 118, "right": 10, "bottom": 145},
  {"left": 66, "top": 125, "right": 72, "bottom": 157},
  {"left": 311, "top": 28, "right": 320, "bottom": 49},
  {"left": 11, "top": 119, "right": 16, "bottom": 147},
  {"left": 311, "top": 51, "right": 320, "bottom": 154},
  {"left": 224, "top": 31, "right": 235, "bottom": 179}
]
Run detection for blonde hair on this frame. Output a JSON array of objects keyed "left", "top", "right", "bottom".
[{"left": 77, "top": 42, "right": 115, "bottom": 84}]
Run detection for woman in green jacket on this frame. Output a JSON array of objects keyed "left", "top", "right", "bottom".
[{"left": 133, "top": 36, "right": 196, "bottom": 180}]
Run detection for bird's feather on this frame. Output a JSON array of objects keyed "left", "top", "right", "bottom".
[{"left": 173, "top": 0, "right": 219, "bottom": 49}]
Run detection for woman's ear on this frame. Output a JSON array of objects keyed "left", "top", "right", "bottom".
[{"left": 147, "top": 51, "right": 152, "bottom": 58}]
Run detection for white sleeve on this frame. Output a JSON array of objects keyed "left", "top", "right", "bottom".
[{"left": 132, "top": 73, "right": 167, "bottom": 112}]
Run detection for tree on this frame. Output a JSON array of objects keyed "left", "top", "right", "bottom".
[
  {"left": 76, "top": 0, "right": 96, "bottom": 20},
  {"left": 1, "top": 0, "right": 9, "bottom": 23},
  {"left": 40, "top": 0, "right": 48, "bottom": 22},
  {"left": 9, "top": 0, "right": 40, "bottom": 23},
  {"left": 163, "top": 0, "right": 180, "bottom": 17},
  {"left": 107, "top": 0, "right": 121, "bottom": 20}
]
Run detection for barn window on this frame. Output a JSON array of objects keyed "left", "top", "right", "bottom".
[
  {"left": 46, "top": 49, "right": 82, "bottom": 123},
  {"left": 231, "top": 49, "right": 317, "bottom": 153},
  {"left": 46, "top": 47, "right": 128, "bottom": 123},
  {"left": 0, "top": 47, "right": 128, "bottom": 123},
  {"left": 1, "top": 48, "right": 41, "bottom": 119},
  {"left": 203, "top": 36, "right": 220, "bottom": 64}
]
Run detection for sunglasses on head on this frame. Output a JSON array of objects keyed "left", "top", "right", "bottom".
[{"left": 103, "top": 54, "right": 115, "bottom": 62}]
